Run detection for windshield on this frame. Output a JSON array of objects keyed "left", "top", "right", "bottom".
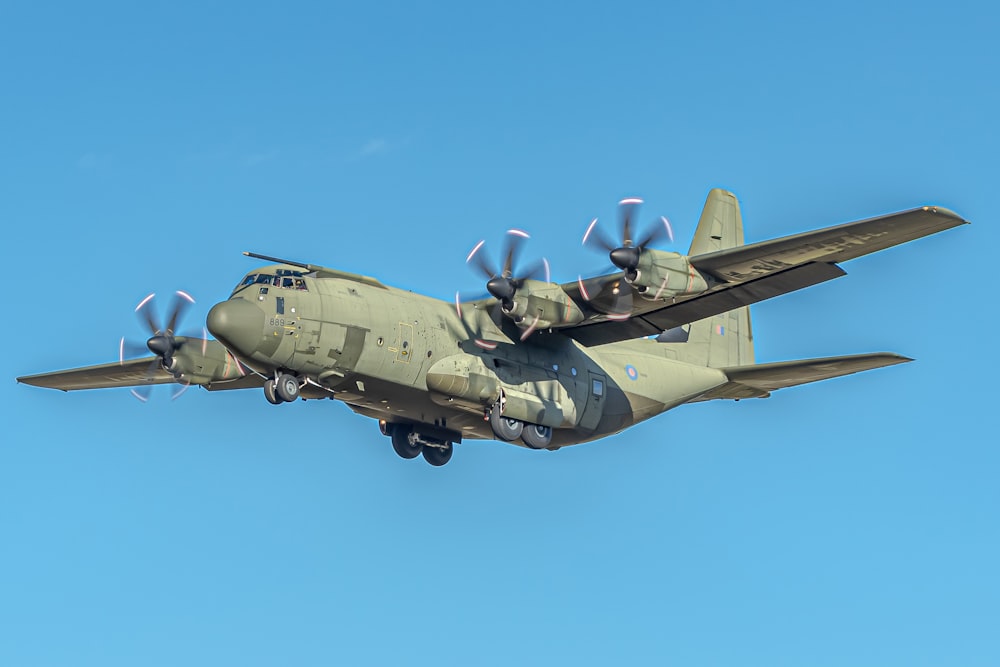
[{"left": 233, "top": 270, "right": 309, "bottom": 294}]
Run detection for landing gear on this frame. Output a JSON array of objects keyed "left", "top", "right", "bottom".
[
  {"left": 488, "top": 404, "right": 555, "bottom": 449},
  {"left": 383, "top": 423, "right": 455, "bottom": 465},
  {"left": 262, "top": 373, "right": 300, "bottom": 404},
  {"left": 390, "top": 425, "right": 422, "bottom": 459},
  {"left": 521, "top": 423, "right": 553, "bottom": 449},
  {"left": 275, "top": 373, "right": 300, "bottom": 402},
  {"left": 263, "top": 379, "right": 282, "bottom": 405},
  {"left": 422, "top": 442, "right": 453, "bottom": 466},
  {"left": 489, "top": 404, "right": 524, "bottom": 441}
]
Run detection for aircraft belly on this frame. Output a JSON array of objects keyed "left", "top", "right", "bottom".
[{"left": 336, "top": 374, "right": 493, "bottom": 440}]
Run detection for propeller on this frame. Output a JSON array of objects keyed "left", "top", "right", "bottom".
[
  {"left": 119, "top": 290, "right": 205, "bottom": 401},
  {"left": 463, "top": 229, "right": 549, "bottom": 315},
  {"left": 582, "top": 197, "right": 674, "bottom": 282}
]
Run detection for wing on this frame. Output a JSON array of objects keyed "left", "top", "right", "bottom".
[
  {"left": 688, "top": 205, "right": 966, "bottom": 282},
  {"left": 696, "top": 352, "right": 912, "bottom": 401},
  {"left": 17, "top": 352, "right": 265, "bottom": 393},
  {"left": 17, "top": 357, "right": 177, "bottom": 391},
  {"left": 17, "top": 336, "right": 264, "bottom": 391},
  {"left": 561, "top": 205, "right": 967, "bottom": 346}
]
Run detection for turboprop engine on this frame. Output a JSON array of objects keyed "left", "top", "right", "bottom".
[
  {"left": 498, "top": 279, "right": 585, "bottom": 336},
  {"left": 583, "top": 197, "right": 712, "bottom": 302},
  {"left": 621, "top": 249, "right": 711, "bottom": 301}
]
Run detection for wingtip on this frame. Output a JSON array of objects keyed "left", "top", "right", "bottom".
[
  {"left": 922, "top": 205, "right": 970, "bottom": 224},
  {"left": 886, "top": 353, "right": 915, "bottom": 364}
]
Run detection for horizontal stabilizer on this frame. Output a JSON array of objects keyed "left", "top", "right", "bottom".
[{"left": 697, "top": 352, "right": 912, "bottom": 400}]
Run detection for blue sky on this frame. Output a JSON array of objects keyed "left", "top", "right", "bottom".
[{"left": 2, "top": 1, "right": 997, "bottom": 665}]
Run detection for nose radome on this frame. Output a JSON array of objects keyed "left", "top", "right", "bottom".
[{"left": 207, "top": 298, "right": 265, "bottom": 356}]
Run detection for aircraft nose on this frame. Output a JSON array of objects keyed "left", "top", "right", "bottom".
[{"left": 207, "top": 298, "right": 265, "bottom": 356}]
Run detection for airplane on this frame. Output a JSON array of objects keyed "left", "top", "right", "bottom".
[{"left": 16, "top": 189, "right": 968, "bottom": 466}]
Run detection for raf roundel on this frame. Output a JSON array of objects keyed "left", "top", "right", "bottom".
[{"left": 625, "top": 364, "right": 639, "bottom": 381}]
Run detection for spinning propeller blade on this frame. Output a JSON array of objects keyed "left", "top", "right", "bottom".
[{"left": 121, "top": 291, "right": 202, "bottom": 401}]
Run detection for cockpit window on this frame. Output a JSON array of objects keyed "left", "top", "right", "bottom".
[{"left": 233, "top": 271, "right": 308, "bottom": 294}]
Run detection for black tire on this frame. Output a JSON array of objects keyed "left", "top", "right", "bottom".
[
  {"left": 422, "top": 442, "right": 453, "bottom": 466},
  {"left": 521, "top": 423, "right": 553, "bottom": 449},
  {"left": 275, "top": 373, "right": 300, "bottom": 402},
  {"left": 391, "top": 426, "right": 422, "bottom": 459},
  {"left": 489, "top": 404, "right": 523, "bottom": 441},
  {"left": 263, "top": 379, "right": 282, "bottom": 405}
]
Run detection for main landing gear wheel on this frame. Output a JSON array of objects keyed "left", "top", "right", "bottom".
[
  {"left": 521, "top": 423, "right": 553, "bottom": 449},
  {"left": 275, "top": 373, "right": 300, "bottom": 402},
  {"left": 263, "top": 379, "right": 282, "bottom": 405},
  {"left": 489, "top": 404, "right": 523, "bottom": 441},
  {"left": 391, "top": 425, "right": 422, "bottom": 459},
  {"left": 422, "top": 442, "right": 453, "bottom": 466}
]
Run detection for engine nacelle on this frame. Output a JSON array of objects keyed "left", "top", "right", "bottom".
[
  {"left": 501, "top": 279, "right": 584, "bottom": 332},
  {"left": 626, "top": 249, "right": 710, "bottom": 301},
  {"left": 162, "top": 337, "right": 248, "bottom": 386}
]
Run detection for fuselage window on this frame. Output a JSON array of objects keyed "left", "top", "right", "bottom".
[{"left": 254, "top": 274, "right": 273, "bottom": 285}]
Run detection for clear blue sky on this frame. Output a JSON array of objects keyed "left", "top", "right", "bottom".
[{"left": 2, "top": 2, "right": 997, "bottom": 665}]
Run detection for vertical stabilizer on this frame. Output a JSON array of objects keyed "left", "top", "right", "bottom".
[
  {"left": 678, "top": 189, "right": 755, "bottom": 368},
  {"left": 688, "top": 188, "right": 744, "bottom": 256}
]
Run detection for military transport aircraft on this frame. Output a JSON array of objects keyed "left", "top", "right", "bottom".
[{"left": 17, "top": 189, "right": 967, "bottom": 466}]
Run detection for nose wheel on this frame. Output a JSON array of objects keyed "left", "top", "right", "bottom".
[
  {"left": 263, "top": 373, "right": 301, "bottom": 404},
  {"left": 263, "top": 379, "right": 282, "bottom": 404}
]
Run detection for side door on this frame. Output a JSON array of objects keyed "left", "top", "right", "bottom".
[{"left": 577, "top": 371, "right": 606, "bottom": 431}]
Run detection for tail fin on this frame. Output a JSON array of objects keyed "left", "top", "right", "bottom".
[
  {"left": 681, "top": 189, "right": 755, "bottom": 368},
  {"left": 688, "top": 188, "right": 744, "bottom": 256}
]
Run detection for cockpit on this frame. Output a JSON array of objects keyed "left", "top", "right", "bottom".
[{"left": 233, "top": 268, "right": 309, "bottom": 294}]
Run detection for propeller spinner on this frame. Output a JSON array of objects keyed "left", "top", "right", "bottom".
[{"left": 582, "top": 197, "right": 674, "bottom": 281}]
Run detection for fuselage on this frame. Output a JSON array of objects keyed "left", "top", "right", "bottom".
[{"left": 208, "top": 264, "right": 727, "bottom": 448}]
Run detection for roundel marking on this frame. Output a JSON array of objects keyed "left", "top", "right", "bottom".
[{"left": 625, "top": 364, "right": 639, "bottom": 381}]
